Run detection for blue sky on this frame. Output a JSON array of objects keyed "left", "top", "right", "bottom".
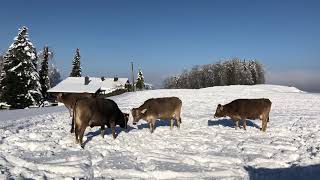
[{"left": 0, "top": 0, "right": 319, "bottom": 91}]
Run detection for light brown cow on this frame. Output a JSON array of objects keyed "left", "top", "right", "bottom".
[
  {"left": 131, "top": 97, "right": 182, "bottom": 133},
  {"left": 55, "top": 93, "right": 92, "bottom": 133},
  {"left": 214, "top": 98, "right": 272, "bottom": 131}
]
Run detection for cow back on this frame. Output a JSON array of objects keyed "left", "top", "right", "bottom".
[{"left": 225, "top": 98, "right": 271, "bottom": 119}]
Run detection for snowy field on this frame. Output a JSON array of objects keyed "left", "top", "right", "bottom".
[{"left": 0, "top": 85, "right": 320, "bottom": 179}]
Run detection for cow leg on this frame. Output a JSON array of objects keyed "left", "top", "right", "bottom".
[
  {"left": 262, "top": 119, "right": 268, "bottom": 132},
  {"left": 176, "top": 118, "right": 181, "bottom": 129},
  {"left": 75, "top": 123, "right": 79, "bottom": 144},
  {"left": 149, "top": 122, "right": 153, "bottom": 133},
  {"left": 152, "top": 120, "right": 156, "bottom": 133},
  {"left": 100, "top": 125, "right": 105, "bottom": 138},
  {"left": 243, "top": 119, "right": 247, "bottom": 130},
  {"left": 110, "top": 121, "right": 116, "bottom": 139},
  {"left": 149, "top": 119, "right": 156, "bottom": 133},
  {"left": 235, "top": 120, "right": 239, "bottom": 130},
  {"left": 170, "top": 119, "right": 174, "bottom": 130},
  {"left": 70, "top": 117, "right": 75, "bottom": 133},
  {"left": 79, "top": 126, "right": 86, "bottom": 148},
  {"left": 68, "top": 108, "right": 72, "bottom": 117}
]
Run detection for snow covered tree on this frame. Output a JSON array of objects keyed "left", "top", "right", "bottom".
[
  {"left": 0, "top": 54, "right": 3, "bottom": 75},
  {"left": 49, "top": 64, "right": 61, "bottom": 87},
  {"left": 136, "top": 69, "right": 145, "bottom": 90},
  {"left": 38, "top": 46, "right": 50, "bottom": 100},
  {"left": 162, "top": 58, "right": 265, "bottom": 89},
  {"left": 0, "top": 54, "right": 3, "bottom": 98},
  {"left": 70, "top": 48, "right": 81, "bottom": 77},
  {"left": 254, "top": 60, "right": 265, "bottom": 84},
  {"left": 0, "top": 26, "right": 42, "bottom": 108},
  {"left": 238, "top": 60, "right": 254, "bottom": 85}
]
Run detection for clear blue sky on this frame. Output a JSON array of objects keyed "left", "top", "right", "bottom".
[{"left": 0, "top": 0, "right": 319, "bottom": 91}]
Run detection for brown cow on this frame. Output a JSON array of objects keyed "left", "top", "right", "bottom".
[
  {"left": 214, "top": 98, "right": 271, "bottom": 131},
  {"left": 73, "top": 97, "right": 129, "bottom": 148},
  {"left": 131, "top": 97, "right": 182, "bottom": 133},
  {"left": 55, "top": 93, "right": 92, "bottom": 133}
]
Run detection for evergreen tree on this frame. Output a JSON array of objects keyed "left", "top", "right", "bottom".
[
  {"left": 49, "top": 64, "right": 61, "bottom": 87},
  {"left": 0, "top": 54, "right": 3, "bottom": 98},
  {"left": 0, "top": 26, "right": 42, "bottom": 108},
  {"left": 39, "top": 46, "right": 50, "bottom": 100},
  {"left": 162, "top": 58, "right": 265, "bottom": 89},
  {"left": 239, "top": 60, "right": 254, "bottom": 85},
  {"left": 0, "top": 54, "right": 3, "bottom": 75},
  {"left": 136, "top": 69, "right": 145, "bottom": 90},
  {"left": 70, "top": 48, "right": 81, "bottom": 77},
  {"left": 254, "top": 60, "right": 265, "bottom": 84}
]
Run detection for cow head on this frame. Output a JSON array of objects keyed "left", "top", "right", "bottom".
[
  {"left": 55, "top": 93, "right": 63, "bottom": 103},
  {"left": 131, "top": 108, "right": 147, "bottom": 125},
  {"left": 214, "top": 104, "right": 226, "bottom": 118}
]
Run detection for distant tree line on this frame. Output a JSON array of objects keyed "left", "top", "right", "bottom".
[{"left": 163, "top": 58, "right": 265, "bottom": 89}]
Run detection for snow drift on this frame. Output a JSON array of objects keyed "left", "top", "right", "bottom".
[{"left": 0, "top": 85, "right": 320, "bottom": 179}]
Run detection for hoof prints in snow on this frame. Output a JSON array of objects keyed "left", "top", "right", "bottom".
[{"left": 0, "top": 85, "right": 320, "bottom": 179}]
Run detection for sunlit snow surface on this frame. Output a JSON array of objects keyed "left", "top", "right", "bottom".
[{"left": 0, "top": 85, "right": 320, "bottom": 179}]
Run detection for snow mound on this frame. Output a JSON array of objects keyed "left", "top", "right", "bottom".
[{"left": 0, "top": 85, "right": 320, "bottom": 179}]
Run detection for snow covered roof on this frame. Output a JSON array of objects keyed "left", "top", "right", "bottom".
[{"left": 48, "top": 77, "right": 128, "bottom": 94}]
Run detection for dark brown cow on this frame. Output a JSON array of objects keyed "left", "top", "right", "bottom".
[
  {"left": 73, "top": 97, "right": 129, "bottom": 148},
  {"left": 214, "top": 98, "right": 272, "bottom": 131},
  {"left": 131, "top": 97, "right": 182, "bottom": 133},
  {"left": 55, "top": 93, "right": 92, "bottom": 133}
]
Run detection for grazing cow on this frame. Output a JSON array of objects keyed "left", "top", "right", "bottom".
[
  {"left": 55, "top": 93, "right": 92, "bottom": 133},
  {"left": 214, "top": 98, "right": 272, "bottom": 131},
  {"left": 131, "top": 97, "right": 182, "bottom": 133},
  {"left": 73, "top": 97, "right": 128, "bottom": 148}
]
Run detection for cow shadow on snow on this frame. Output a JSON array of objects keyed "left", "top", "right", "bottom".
[
  {"left": 207, "top": 118, "right": 261, "bottom": 130},
  {"left": 83, "top": 125, "right": 136, "bottom": 147},
  {"left": 137, "top": 119, "right": 175, "bottom": 130},
  {"left": 244, "top": 164, "right": 320, "bottom": 180}
]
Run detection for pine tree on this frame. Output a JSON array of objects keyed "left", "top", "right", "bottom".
[
  {"left": 254, "top": 60, "right": 265, "bottom": 84},
  {"left": 0, "top": 54, "right": 3, "bottom": 76},
  {"left": 0, "top": 26, "right": 42, "bottom": 108},
  {"left": 136, "top": 69, "right": 145, "bottom": 90},
  {"left": 39, "top": 46, "right": 50, "bottom": 100},
  {"left": 70, "top": 48, "right": 81, "bottom": 77},
  {"left": 49, "top": 64, "right": 61, "bottom": 87}
]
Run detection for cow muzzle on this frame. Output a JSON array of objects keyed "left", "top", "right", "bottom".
[{"left": 133, "top": 122, "right": 137, "bottom": 125}]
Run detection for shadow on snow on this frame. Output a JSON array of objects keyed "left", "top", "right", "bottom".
[
  {"left": 82, "top": 125, "right": 135, "bottom": 147},
  {"left": 244, "top": 164, "right": 320, "bottom": 180},
  {"left": 82, "top": 119, "right": 176, "bottom": 147},
  {"left": 207, "top": 118, "right": 261, "bottom": 129}
]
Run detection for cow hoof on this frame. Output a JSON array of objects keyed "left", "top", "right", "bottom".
[
  {"left": 81, "top": 144, "right": 85, "bottom": 149},
  {"left": 70, "top": 129, "right": 74, "bottom": 133}
]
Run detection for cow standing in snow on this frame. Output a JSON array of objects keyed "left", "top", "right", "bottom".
[
  {"left": 73, "top": 97, "right": 128, "bottom": 148},
  {"left": 214, "top": 98, "right": 272, "bottom": 131},
  {"left": 131, "top": 97, "right": 182, "bottom": 133}
]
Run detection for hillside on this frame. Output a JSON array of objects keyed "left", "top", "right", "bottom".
[{"left": 0, "top": 85, "right": 320, "bottom": 179}]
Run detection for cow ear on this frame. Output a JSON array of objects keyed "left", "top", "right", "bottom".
[{"left": 141, "top": 109, "right": 147, "bottom": 114}]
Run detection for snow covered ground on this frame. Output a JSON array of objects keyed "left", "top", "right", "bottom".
[{"left": 0, "top": 85, "right": 320, "bottom": 179}]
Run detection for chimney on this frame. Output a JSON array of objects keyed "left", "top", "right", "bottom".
[
  {"left": 114, "top": 76, "right": 118, "bottom": 82},
  {"left": 85, "top": 76, "right": 90, "bottom": 85},
  {"left": 101, "top": 76, "right": 105, "bottom": 81}
]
